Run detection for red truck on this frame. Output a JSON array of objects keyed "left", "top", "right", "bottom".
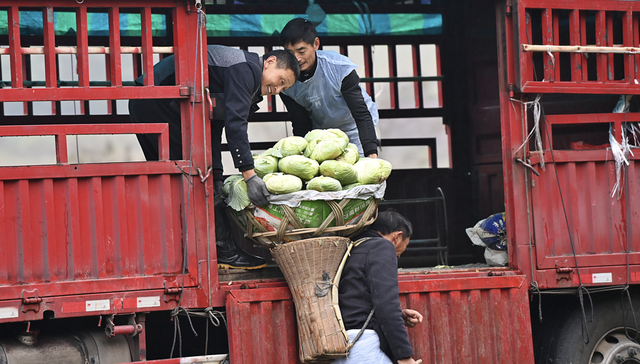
[{"left": 0, "top": 1, "right": 638, "bottom": 363}]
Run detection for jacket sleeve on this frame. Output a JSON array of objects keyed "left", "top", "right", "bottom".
[
  {"left": 221, "top": 62, "right": 257, "bottom": 172},
  {"left": 366, "top": 242, "right": 414, "bottom": 361},
  {"left": 341, "top": 70, "right": 379, "bottom": 156},
  {"left": 280, "top": 93, "right": 313, "bottom": 137}
]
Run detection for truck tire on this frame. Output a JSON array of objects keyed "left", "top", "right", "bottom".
[{"left": 535, "top": 291, "right": 640, "bottom": 364}]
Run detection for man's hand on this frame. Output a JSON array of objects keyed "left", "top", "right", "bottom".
[
  {"left": 244, "top": 173, "right": 269, "bottom": 206},
  {"left": 397, "top": 358, "right": 421, "bottom": 364},
  {"left": 366, "top": 153, "right": 378, "bottom": 159},
  {"left": 402, "top": 309, "right": 423, "bottom": 328}
]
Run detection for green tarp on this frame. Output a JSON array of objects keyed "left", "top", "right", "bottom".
[{"left": 0, "top": 11, "right": 441, "bottom": 38}]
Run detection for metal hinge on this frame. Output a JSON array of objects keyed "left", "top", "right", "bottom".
[
  {"left": 506, "top": 0, "right": 512, "bottom": 15},
  {"left": 556, "top": 260, "right": 574, "bottom": 274},
  {"left": 163, "top": 283, "right": 183, "bottom": 303},
  {"left": 21, "top": 289, "right": 42, "bottom": 313}
]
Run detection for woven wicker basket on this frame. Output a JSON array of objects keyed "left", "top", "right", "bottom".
[
  {"left": 271, "top": 236, "right": 353, "bottom": 363},
  {"left": 231, "top": 198, "right": 378, "bottom": 247}
]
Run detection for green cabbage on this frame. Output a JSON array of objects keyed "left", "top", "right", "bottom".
[
  {"left": 319, "top": 160, "right": 358, "bottom": 185},
  {"left": 278, "top": 155, "right": 319, "bottom": 181},
  {"left": 304, "top": 129, "right": 349, "bottom": 146},
  {"left": 253, "top": 153, "right": 279, "bottom": 178},
  {"left": 263, "top": 173, "right": 303, "bottom": 194},
  {"left": 222, "top": 175, "right": 251, "bottom": 211},
  {"left": 273, "top": 136, "right": 308, "bottom": 157},
  {"left": 261, "top": 147, "right": 283, "bottom": 158},
  {"left": 335, "top": 143, "right": 360, "bottom": 165},
  {"left": 354, "top": 158, "right": 393, "bottom": 184},
  {"left": 304, "top": 139, "right": 346, "bottom": 163},
  {"left": 342, "top": 182, "right": 363, "bottom": 190},
  {"left": 306, "top": 176, "right": 342, "bottom": 192}
]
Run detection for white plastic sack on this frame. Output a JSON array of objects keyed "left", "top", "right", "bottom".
[
  {"left": 266, "top": 180, "right": 386, "bottom": 208},
  {"left": 466, "top": 213, "right": 508, "bottom": 267}
]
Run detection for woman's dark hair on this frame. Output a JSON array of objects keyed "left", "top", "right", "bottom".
[
  {"left": 279, "top": 17, "right": 317, "bottom": 47},
  {"left": 263, "top": 49, "right": 300, "bottom": 81},
  {"left": 369, "top": 210, "right": 413, "bottom": 239}
]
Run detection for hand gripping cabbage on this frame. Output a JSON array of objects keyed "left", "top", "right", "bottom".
[
  {"left": 263, "top": 173, "right": 303, "bottom": 194},
  {"left": 306, "top": 176, "right": 342, "bottom": 192},
  {"left": 278, "top": 155, "right": 319, "bottom": 181},
  {"left": 319, "top": 160, "right": 358, "bottom": 185},
  {"left": 353, "top": 158, "right": 393, "bottom": 184},
  {"left": 273, "top": 136, "right": 308, "bottom": 157}
]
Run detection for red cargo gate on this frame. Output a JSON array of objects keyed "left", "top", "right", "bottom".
[
  {"left": 225, "top": 269, "right": 535, "bottom": 364},
  {"left": 0, "top": 0, "right": 219, "bottom": 325},
  {"left": 500, "top": 0, "right": 640, "bottom": 289}
]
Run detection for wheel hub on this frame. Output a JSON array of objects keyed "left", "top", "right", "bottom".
[{"left": 591, "top": 330, "right": 640, "bottom": 364}]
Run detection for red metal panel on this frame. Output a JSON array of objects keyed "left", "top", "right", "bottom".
[
  {"left": 226, "top": 273, "right": 534, "bottom": 364},
  {"left": 0, "top": 172, "right": 202, "bottom": 304},
  {"left": 531, "top": 158, "right": 639, "bottom": 269}
]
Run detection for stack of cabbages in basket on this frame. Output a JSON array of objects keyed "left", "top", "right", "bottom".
[{"left": 222, "top": 128, "right": 392, "bottom": 247}]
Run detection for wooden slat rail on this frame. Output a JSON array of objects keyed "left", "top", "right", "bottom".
[
  {"left": 0, "top": 3, "right": 180, "bottom": 103},
  {"left": 0, "top": 124, "right": 170, "bottom": 163},
  {"left": 517, "top": 0, "right": 640, "bottom": 94}
]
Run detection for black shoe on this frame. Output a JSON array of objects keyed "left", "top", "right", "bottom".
[
  {"left": 214, "top": 193, "right": 266, "bottom": 270},
  {"left": 217, "top": 245, "right": 267, "bottom": 270}
]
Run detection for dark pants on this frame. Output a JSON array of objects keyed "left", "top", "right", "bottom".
[{"left": 128, "top": 98, "right": 225, "bottom": 175}]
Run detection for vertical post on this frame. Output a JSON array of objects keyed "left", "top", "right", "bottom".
[
  {"left": 569, "top": 10, "right": 582, "bottom": 82},
  {"left": 173, "top": 6, "right": 189, "bottom": 158},
  {"left": 519, "top": 5, "right": 533, "bottom": 84},
  {"left": 388, "top": 45, "right": 398, "bottom": 110},
  {"left": 542, "top": 8, "right": 555, "bottom": 82},
  {"left": 580, "top": 11, "right": 589, "bottom": 81},
  {"left": 8, "top": 6, "right": 24, "bottom": 114},
  {"left": 109, "top": 7, "right": 123, "bottom": 87},
  {"left": 141, "top": 7, "right": 155, "bottom": 86},
  {"left": 595, "top": 11, "right": 607, "bottom": 82},
  {"left": 634, "top": 11, "right": 640, "bottom": 83},
  {"left": 8, "top": 6, "right": 23, "bottom": 89},
  {"left": 55, "top": 133, "right": 69, "bottom": 164},
  {"left": 606, "top": 12, "right": 614, "bottom": 80},
  {"left": 43, "top": 7, "right": 57, "bottom": 115},
  {"left": 363, "top": 44, "right": 373, "bottom": 100},
  {"left": 435, "top": 45, "right": 443, "bottom": 108},
  {"left": 411, "top": 44, "right": 423, "bottom": 109},
  {"left": 623, "top": 11, "right": 634, "bottom": 83},
  {"left": 76, "top": 6, "right": 90, "bottom": 88}
]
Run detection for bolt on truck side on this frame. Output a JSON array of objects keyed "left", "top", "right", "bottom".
[{"left": 0, "top": 0, "right": 639, "bottom": 363}]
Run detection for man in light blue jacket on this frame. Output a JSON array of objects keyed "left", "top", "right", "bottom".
[{"left": 279, "top": 18, "right": 379, "bottom": 158}]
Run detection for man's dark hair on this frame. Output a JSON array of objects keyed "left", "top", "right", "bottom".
[
  {"left": 263, "top": 49, "right": 300, "bottom": 81},
  {"left": 370, "top": 210, "right": 413, "bottom": 239},
  {"left": 279, "top": 17, "right": 317, "bottom": 47}
]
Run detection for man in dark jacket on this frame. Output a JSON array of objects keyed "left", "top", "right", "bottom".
[
  {"left": 335, "top": 210, "right": 422, "bottom": 364},
  {"left": 129, "top": 45, "right": 300, "bottom": 269}
]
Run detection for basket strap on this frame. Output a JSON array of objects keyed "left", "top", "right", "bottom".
[
  {"left": 346, "top": 308, "right": 376, "bottom": 351},
  {"left": 344, "top": 236, "right": 375, "bottom": 351}
]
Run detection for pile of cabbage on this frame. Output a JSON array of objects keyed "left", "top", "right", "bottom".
[{"left": 223, "top": 128, "right": 392, "bottom": 210}]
